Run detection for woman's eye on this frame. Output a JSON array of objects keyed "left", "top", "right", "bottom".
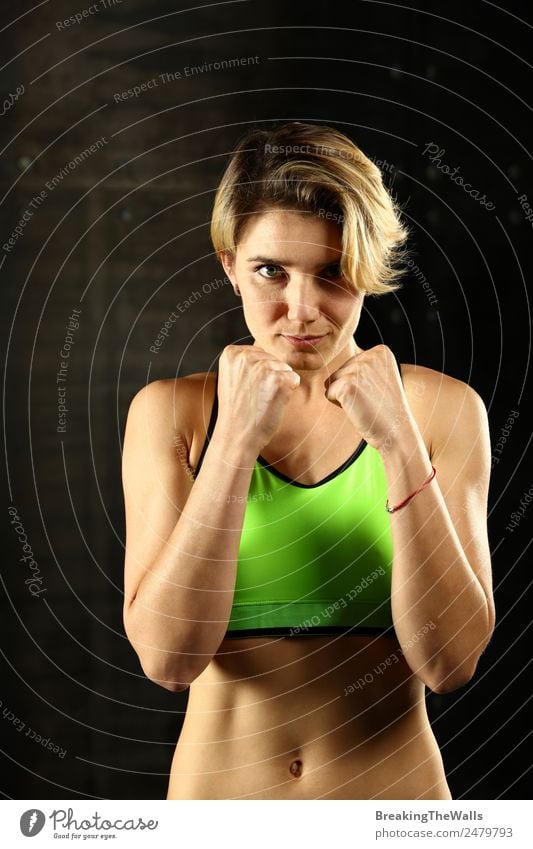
[
  {"left": 255, "top": 264, "right": 281, "bottom": 279},
  {"left": 253, "top": 264, "right": 342, "bottom": 281},
  {"left": 322, "top": 265, "right": 342, "bottom": 278}
]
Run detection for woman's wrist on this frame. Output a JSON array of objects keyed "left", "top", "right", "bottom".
[
  {"left": 380, "top": 425, "right": 434, "bottom": 506},
  {"left": 208, "top": 422, "right": 261, "bottom": 467}
]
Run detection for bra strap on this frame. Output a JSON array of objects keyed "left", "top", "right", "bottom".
[
  {"left": 194, "top": 372, "right": 219, "bottom": 476},
  {"left": 392, "top": 348, "right": 403, "bottom": 385}
]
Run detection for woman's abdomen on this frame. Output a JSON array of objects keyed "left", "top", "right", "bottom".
[{"left": 166, "top": 695, "right": 451, "bottom": 800}]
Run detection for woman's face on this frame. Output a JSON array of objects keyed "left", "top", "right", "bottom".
[{"left": 220, "top": 209, "right": 364, "bottom": 371}]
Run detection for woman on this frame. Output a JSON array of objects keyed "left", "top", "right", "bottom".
[{"left": 121, "top": 122, "right": 495, "bottom": 800}]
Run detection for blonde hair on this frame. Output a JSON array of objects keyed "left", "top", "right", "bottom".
[{"left": 210, "top": 121, "right": 411, "bottom": 296}]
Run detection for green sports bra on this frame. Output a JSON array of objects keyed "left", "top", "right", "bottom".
[{"left": 195, "top": 353, "right": 403, "bottom": 639}]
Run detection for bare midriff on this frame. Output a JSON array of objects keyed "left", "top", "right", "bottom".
[{"left": 166, "top": 632, "right": 452, "bottom": 800}]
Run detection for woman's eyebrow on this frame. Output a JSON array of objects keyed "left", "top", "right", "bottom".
[{"left": 246, "top": 255, "right": 340, "bottom": 268}]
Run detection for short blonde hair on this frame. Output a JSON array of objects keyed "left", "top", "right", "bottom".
[{"left": 210, "top": 121, "right": 411, "bottom": 296}]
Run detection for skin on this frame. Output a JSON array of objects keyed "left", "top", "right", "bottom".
[
  {"left": 122, "top": 209, "right": 495, "bottom": 799},
  {"left": 225, "top": 208, "right": 364, "bottom": 399}
]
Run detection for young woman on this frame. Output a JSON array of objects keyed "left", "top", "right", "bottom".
[{"left": 121, "top": 122, "right": 495, "bottom": 799}]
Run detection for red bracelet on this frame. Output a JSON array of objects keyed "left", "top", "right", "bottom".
[{"left": 385, "top": 465, "right": 437, "bottom": 513}]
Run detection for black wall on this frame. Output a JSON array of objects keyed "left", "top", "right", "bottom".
[{"left": 1, "top": 0, "right": 532, "bottom": 799}]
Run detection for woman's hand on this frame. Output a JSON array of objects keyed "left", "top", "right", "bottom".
[
  {"left": 217, "top": 344, "right": 300, "bottom": 453},
  {"left": 325, "top": 344, "right": 414, "bottom": 454}
]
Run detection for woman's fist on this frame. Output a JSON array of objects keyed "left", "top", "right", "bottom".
[
  {"left": 325, "top": 344, "right": 413, "bottom": 453},
  {"left": 217, "top": 345, "right": 300, "bottom": 452}
]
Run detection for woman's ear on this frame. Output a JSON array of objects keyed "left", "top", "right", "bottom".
[
  {"left": 218, "top": 249, "right": 233, "bottom": 277},
  {"left": 218, "top": 250, "right": 240, "bottom": 296}
]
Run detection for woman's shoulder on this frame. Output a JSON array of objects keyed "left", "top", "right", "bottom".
[
  {"left": 399, "top": 361, "right": 487, "bottom": 458},
  {"left": 129, "top": 371, "right": 216, "bottom": 407},
  {"left": 126, "top": 372, "right": 217, "bottom": 445},
  {"left": 400, "top": 361, "right": 484, "bottom": 405}
]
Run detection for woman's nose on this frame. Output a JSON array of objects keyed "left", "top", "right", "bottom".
[{"left": 285, "top": 281, "right": 321, "bottom": 322}]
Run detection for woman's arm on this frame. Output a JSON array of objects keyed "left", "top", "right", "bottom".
[
  {"left": 122, "top": 349, "right": 299, "bottom": 692},
  {"left": 383, "top": 375, "right": 495, "bottom": 694},
  {"left": 122, "top": 378, "right": 258, "bottom": 692}
]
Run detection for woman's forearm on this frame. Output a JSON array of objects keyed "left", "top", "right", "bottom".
[
  {"left": 127, "top": 426, "right": 257, "bottom": 690},
  {"left": 382, "top": 423, "right": 491, "bottom": 693}
]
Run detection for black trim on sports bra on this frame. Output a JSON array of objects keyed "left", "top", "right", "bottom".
[
  {"left": 394, "top": 348, "right": 404, "bottom": 386},
  {"left": 194, "top": 372, "right": 219, "bottom": 476},
  {"left": 194, "top": 350, "right": 404, "bottom": 479},
  {"left": 225, "top": 624, "right": 397, "bottom": 639},
  {"left": 256, "top": 439, "right": 367, "bottom": 488}
]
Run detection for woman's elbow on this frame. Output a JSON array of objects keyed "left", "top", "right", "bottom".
[
  {"left": 427, "top": 621, "right": 495, "bottom": 695},
  {"left": 427, "top": 653, "right": 487, "bottom": 694},
  {"left": 144, "top": 665, "right": 191, "bottom": 693},
  {"left": 427, "top": 670, "right": 472, "bottom": 695},
  {"left": 139, "top": 654, "right": 193, "bottom": 693}
]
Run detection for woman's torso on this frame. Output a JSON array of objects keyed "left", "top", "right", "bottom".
[{"left": 166, "top": 360, "right": 452, "bottom": 799}]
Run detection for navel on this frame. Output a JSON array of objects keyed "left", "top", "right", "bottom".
[{"left": 289, "top": 758, "right": 303, "bottom": 777}]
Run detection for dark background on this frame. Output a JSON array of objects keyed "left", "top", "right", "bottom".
[{"left": 1, "top": 0, "right": 532, "bottom": 800}]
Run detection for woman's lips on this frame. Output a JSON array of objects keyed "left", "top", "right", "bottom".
[{"left": 281, "top": 334, "right": 327, "bottom": 349}]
